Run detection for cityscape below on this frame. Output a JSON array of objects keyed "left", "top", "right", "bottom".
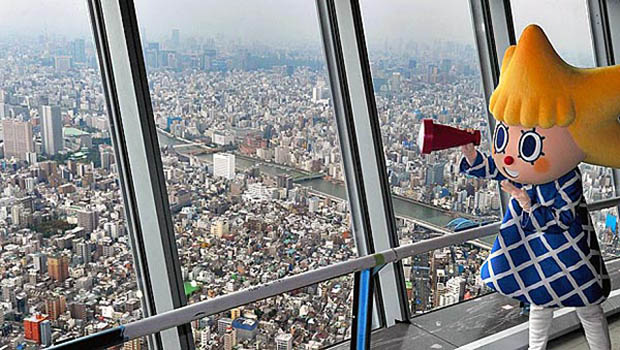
[{"left": 0, "top": 19, "right": 618, "bottom": 350}]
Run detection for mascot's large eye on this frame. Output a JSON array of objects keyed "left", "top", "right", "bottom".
[
  {"left": 494, "top": 123, "right": 508, "bottom": 154},
  {"left": 518, "top": 129, "right": 545, "bottom": 164}
]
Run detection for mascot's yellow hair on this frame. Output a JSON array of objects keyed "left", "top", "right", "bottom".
[{"left": 489, "top": 24, "right": 620, "bottom": 168}]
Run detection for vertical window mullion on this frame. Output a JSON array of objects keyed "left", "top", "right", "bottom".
[
  {"left": 586, "top": 0, "right": 620, "bottom": 213},
  {"left": 87, "top": 1, "right": 193, "bottom": 349},
  {"left": 468, "top": 0, "right": 515, "bottom": 216},
  {"left": 316, "top": 0, "right": 410, "bottom": 328}
]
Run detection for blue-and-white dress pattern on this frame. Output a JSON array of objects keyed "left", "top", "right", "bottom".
[{"left": 460, "top": 150, "right": 610, "bottom": 307}]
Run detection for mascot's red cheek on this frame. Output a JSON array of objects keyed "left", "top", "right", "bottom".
[{"left": 534, "top": 157, "right": 550, "bottom": 173}]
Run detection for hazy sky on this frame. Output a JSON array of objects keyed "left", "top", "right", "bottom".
[
  {"left": 0, "top": 0, "right": 594, "bottom": 61},
  {"left": 0, "top": 0, "right": 91, "bottom": 38},
  {"left": 511, "top": 0, "right": 594, "bottom": 65}
]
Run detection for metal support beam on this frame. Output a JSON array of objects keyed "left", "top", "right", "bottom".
[
  {"left": 468, "top": 0, "right": 515, "bottom": 217},
  {"left": 488, "top": 0, "right": 517, "bottom": 67},
  {"left": 87, "top": 1, "right": 193, "bottom": 349},
  {"left": 587, "top": 0, "right": 620, "bottom": 215},
  {"left": 351, "top": 269, "right": 374, "bottom": 350},
  {"left": 316, "top": 0, "right": 410, "bottom": 327},
  {"left": 608, "top": 0, "right": 620, "bottom": 216},
  {"left": 588, "top": 0, "right": 615, "bottom": 66}
]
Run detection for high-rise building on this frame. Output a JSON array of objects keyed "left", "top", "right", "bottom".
[
  {"left": 32, "top": 253, "right": 47, "bottom": 275},
  {"left": 69, "top": 302, "right": 88, "bottom": 320},
  {"left": 446, "top": 276, "right": 466, "bottom": 302},
  {"left": 25, "top": 177, "right": 36, "bottom": 191},
  {"left": 41, "top": 105, "right": 63, "bottom": 155},
  {"left": 77, "top": 207, "right": 99, "bottom": 233},
  {"left": 45, "top": 294, "right": 67, "bottom": 320},
  {"left": 2, "top": 119, "right": 34, "bottom": 160},
  {"left": 232, "top": 317, "right": 257, "bottom": 341},
  {"left": 211, "top": 220, "right": 230, "bottom": 238},
  {"left": 274, "top": 146, "right": 289, "bottom": 164},
  {"left": 312, "top": 85, "right": 326, "bottom": 102},
  {"left": 123, "top": 338, "right": 142, "bottom": 350},
  {"left": 145, "top": 43, "right": 160, "bottom": 68},
  {"left": 411, "top": 253, "right": 430, "bottom": 313},
  {"left": 16, "top": 293, "right": 27, "bottom": 314},
  {"left": 217, "top": 317, "right": 233, "bottom": 335},
  {"left": 48, "top": 255, "right": 69, "bottom": 282},
  {"left": 308, "top": 197, "right": 320, "bottom": 213},
  {"left": 100, "top": 147, "right": 115, "bottom": 170},
  {"left": 24, "top": 314, "right": 48, "bottom": 344},
  {"left": 408, "top": 58, "right": 417, "bottom": 69},
  {"left": 2, "top": 280, "right": 16, "bottom": 303},
  {"left": 26, "top": 151, "right": 37, "bottom": 164},
  {"left": 276, "top": 174, "right": 293, "bottom": 190},
  {"left": 389, "top": 72, "right": 401, "bottom": 92},
  {"left": 230, "top": 308, "right": 241, "bottom": 320},
  {"left": 275, "top": 333, "right": 293, "bottom": 350},
  {"left": 77, "top": 241, "right": 93, "bottom": 264},
  {"left": 171, "top": 29, "right": 180, "bottom": 48},
  {"left": 425, "top": 162, "right": 445, "bottom": 186},
  {"left": 223, "top": 327, "right": 236, "bottom": 350},
  {"left": 11, "top": 205, "right": 22, "bottom": 227},
  {"left": 214, "top": 153, "right": 235, "bottom": 180},
  {"left": 200, "top": 327, "right": 211, "bottom": 347},
  {"left": 71, "top": 39, "right": 86, "bottom": 63},
  {"left": 434, "top": 282, "right": 446, "bottom": 307},
  {"left": 40, "top": 320, "right": 52, "bottom": 347},
  {"left": 54, "top": 56, "right": 71, "bottom": 72}
]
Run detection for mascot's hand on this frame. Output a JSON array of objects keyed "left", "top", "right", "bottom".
[
  {"left": 501, "top": 180, "right": 531, "bottom": 212},
  {"left": 461, "top": 128, "right": 478, "bottom": 165}
]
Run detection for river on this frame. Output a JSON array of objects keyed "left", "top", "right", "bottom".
[{"left": 157, "top": 130, "right": 496, "bottom": 245}]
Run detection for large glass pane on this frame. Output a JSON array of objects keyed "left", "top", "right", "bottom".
[
  {"left": 191, "top": 275, "right": 353, "bottom": 349},
  {"left": 511, "top": 0, "right": 616, "bottom": 202},
  {"left": 0, "top": 2, "right": 143, "bottom": 349},
  {"left": 359, "top": 0, "right": 499, "bottom": 315},
  {"left": 401, "top": 227, "right": 496, "bottom": 315},
  {"left": 133, "top": 1, "right": 357, "bottom": 347}
]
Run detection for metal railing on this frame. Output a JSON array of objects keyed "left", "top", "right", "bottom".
[
  {"left": 48, "top": 195, "right": 619, "bottom": 350},
  {"left": 588, "top": 196, "right": 620, "bottom": 212},
  {"left": 48, "top": 222, "right": 500, "bottom": 350}
]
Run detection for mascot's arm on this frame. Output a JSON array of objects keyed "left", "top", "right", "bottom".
[
  {"left": 459, "top": 150, "right": 507, "bottom": 181},
  {"left": 522, "top": 171, "right": 581, "bottom": 234}
]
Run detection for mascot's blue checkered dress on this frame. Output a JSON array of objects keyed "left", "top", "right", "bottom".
[{"left": 460, "top": 151, "right": 610, "bottom": 307}]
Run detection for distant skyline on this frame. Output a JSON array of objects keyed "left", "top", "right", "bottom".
[{"left": 0, "top": 0, "right": 594, "bottom": 63}]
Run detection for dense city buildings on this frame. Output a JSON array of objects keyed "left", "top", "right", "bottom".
[{"left": 0, "top": 9, "right": 618, "bottom": 350}]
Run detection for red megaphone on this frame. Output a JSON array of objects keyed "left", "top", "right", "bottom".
[{"left": 418, "top": 119, "right": 481, "bottom": 154}]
